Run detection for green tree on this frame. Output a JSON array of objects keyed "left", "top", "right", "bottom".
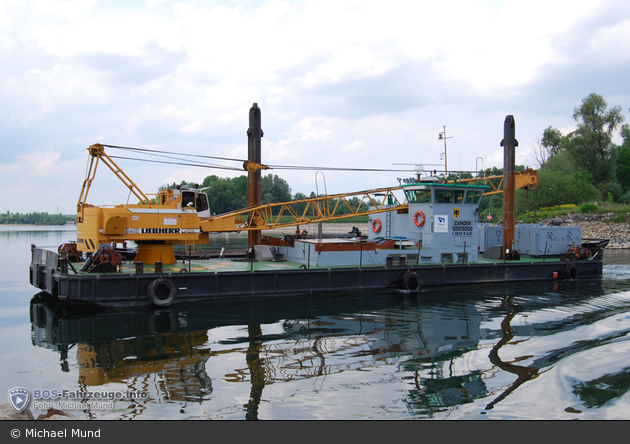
[
  {"left": 567, "top": 93, "right": 624, "bottom": 184},
  {"left": 616, "top": 123, "right": 630, "bottom": 193},
  {"left": 532, "top": 126, "right": 569, "bottom": 168},
  {"left": 516, "top": 151, "right": 599, "bottom": 213},
  {"left": 541, "top": 126, "right": 565, "bottom": 156},
  {"left": 262, "top": 174, "right": 292, "bottom": 205}
]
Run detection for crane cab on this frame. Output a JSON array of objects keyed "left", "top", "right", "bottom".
[{"left": 158, "top": 187, "right": 211, "bottom": 219}]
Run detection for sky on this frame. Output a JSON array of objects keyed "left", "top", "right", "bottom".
[{"left": 2, "top": 0, "right": 630, "bottom": 215}]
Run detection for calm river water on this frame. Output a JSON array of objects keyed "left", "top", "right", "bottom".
[{"left": 2, "top": 225, "right": 630, "bottom": 420}]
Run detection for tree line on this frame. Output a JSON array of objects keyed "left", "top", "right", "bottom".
[
  {"left": 164, "top": 174, "right": 370, "bottom": 216},
  {"left": 0, "top": 212, "right": 75, "bottom": 225}
]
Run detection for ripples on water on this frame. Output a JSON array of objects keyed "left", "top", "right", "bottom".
[{"left": 3, "top": 227, "right": 630, "bottom": 420}]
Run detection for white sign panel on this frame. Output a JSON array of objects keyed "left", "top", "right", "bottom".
[
  {"left": 163, "top": 217, "right": 177, "bottom": 226},
  {"left": 435, "top": 215, "right": 448, "bottom": 233}
]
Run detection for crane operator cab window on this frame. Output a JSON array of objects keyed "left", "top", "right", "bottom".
[
  {"left": 196, "top": 192, "right": 209, "bottom": 213},
  {"left": 182, "top": 191, "right": 196, "bottom": 209},
  {"left": 181, "top": 191, "right": 210, "bottom": 215}
]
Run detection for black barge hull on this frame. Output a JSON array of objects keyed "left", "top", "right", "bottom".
[{"left": 30, "top": 247, "right": 603, "bottom": 309}]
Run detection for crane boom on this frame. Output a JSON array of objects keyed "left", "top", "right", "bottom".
[
  {"left": 77, "top": 144, "right": 152, "bottom": 223},
  {"left": 199, "top": 187, "right": 408, "bottom": 232}
]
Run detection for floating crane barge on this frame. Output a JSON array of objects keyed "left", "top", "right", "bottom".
[{"left": 29, "top": 107, "right": 605, "bottom": 309}]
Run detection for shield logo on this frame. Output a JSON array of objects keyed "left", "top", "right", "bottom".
[
  {"left": 453, "top": 207, "right": 460, "bottom": 219},
  {"left": 8, "top": 387, "right": 30, "bottom": 413}
]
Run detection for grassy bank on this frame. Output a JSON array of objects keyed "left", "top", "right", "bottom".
[{"left": 517, "top": 203, "right": 630, "bottom": 224}]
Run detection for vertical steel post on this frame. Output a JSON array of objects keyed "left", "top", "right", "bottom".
[
  {"left": 247, "top": 103, "right": 263, "bottom": 249},
  {"left": 501, "top": 115, "right": 520, "bottom": 260}
]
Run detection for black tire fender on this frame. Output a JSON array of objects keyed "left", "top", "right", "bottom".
[
  {"left": 400, "top": 271, "right": 422, "bottom": 292},
  {"left": 147, "top": 278, "right": 177, "bottom": 307},
  {"left": 565, "top": 264, "right": 579, "bottom": 282}
]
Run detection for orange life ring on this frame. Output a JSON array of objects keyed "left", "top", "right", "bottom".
[
  {"left": 372, "top": 218, "right": 382, "bottom": 233},
  {"left": 414, "top": 211, "right": 425, "bottom": 227}
]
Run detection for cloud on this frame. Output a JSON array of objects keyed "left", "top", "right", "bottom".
[
  {"left": 1, "top": 0, "right": 629, "bottom": 215},
  {"left": 74, "top": 40, "right": 187, "bottom": 86}
]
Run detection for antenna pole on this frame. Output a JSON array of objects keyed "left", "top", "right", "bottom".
[{"left": 438, "top": 126, "right": 453, "bottom": 176}]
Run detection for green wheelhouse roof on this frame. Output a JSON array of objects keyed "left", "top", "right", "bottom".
[{"left": 401, "top": 181, "right": 491, "bottom": 190}]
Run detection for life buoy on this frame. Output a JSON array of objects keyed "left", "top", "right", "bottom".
[
  {"left": 147, "top": 278, "right": 177, "bottom": 307},
  {"left": 400, "top": 271, "right": 422, "bottom": 292},
  {"left": 372, "top": 218, "right": 382, "bottom": 233},
  {"left": 414, "top": 211, "right": 425, "bottom": 227}
]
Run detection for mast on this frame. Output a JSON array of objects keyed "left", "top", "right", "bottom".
[
  {"left": 247, "top": 103, "right": 263, "bottom": 249},
  {"left": 501, "top": 115, "right": 519, "bottom": 260}
]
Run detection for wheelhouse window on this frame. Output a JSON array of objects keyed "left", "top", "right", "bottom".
[
  {"left": 464, "top": 190, "right": 483, "bottom": 204},
  {"left": 405, "top": 189, "right": 432, "bottom": 204},
  {"left": 455, "top": 190, "right": 465, "bottom": 204},
  {"left": 435, "top": 189, "right": 453, "bottom": 204}
]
